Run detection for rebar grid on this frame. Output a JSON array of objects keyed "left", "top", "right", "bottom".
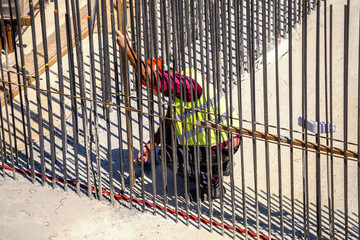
[{"left": 0, "top": 0, "right": 359, "bottom": 239}]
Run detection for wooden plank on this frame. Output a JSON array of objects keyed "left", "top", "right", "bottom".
[
  {"left": 20, "top": 16, "right": 31, "bottom": 26},
  {"left": 1, "top": 3, "right": 90, "bottom": 108},
  {"left": 5, "top": 23, "right": 15, "bottom": 53}
]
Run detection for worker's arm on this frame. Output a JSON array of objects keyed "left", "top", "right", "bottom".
[
  {"left": 135, "top": 117, "right": 172, "bottom": 163},
  {"left": 116, "top": 30, "right": 157, "bottom": 89}
]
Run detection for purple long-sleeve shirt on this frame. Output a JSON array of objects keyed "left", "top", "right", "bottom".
[{"left": 158, "top": 71, "right": 203, "bottom": 101}]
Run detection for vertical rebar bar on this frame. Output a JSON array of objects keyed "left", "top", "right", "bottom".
[
  {"left": 298, "top": 0, "right": 301, "bottom": 24},
  {"left": 227, "top": 1, "right": 237, "bottom": 238},
  {"left": 263, "top": 0, "right": 272, "bottom": 238},
  {"left": 204, "top": 0, "right": 214, "bottom": 230},
  {"left": 267, "top": 0, "right": 270, "bottom": 41},
  {"left": 189, "top": 0, "right": 202, "bottom": 227},
  {"left": 170, "top": 0, "right": 179, "bottom": 222},
  {"left": 115, "top": 1, "right": 129, "bottom": 197},
  {"left": 71, "top": 0, "right": 92, "bottom": 198},
  {"left": 141, "top": 0, "right": 151, "bottom": 208},
  {"left": 150, "top": 0, "right": 163, "bottom": 216},
  {"left": 95, "top": 0, "right": 104, "bottom": 201},
  {"left": 248, "top": 0, "right": 260, "bottom": 238},
  {"left": 240, "top": 0, "right": 245, "bottom": 74},
  {"left": 329, "top": 5, "right": 335, "bottom": 239},
  {"left": 343, "top": 4, "right": 349, "bottom": 239},
  {"left": 294, "top": 0, "right": 296, "bottom": 25},
  {"left": 114, "top": 0, "right": 126, "bottom": 200},
  {"left": 64, "top": 0, "right": 80, "bottom": 193},
  {"left": 7, "top": 0, "right": 28, "bottom": 168},
  {"left": 274, "top": 0, "right": 284, "bottom": 238},
  {"left": 134, "top": 0, "right": 146, "bottom": 211},
  {"left": 27, "top": 0, "right": 45, "bottom": 185},
  {"left": 53, "top": 0, "right": 68, "bottom": 191},
  {"left": 302, "top": 0, "right": 310, "bottom": 237},
  {"left": 0, "top": 79, "right": 8, "bottom": 172},
  {"left": 276, "top": 0, "right": 280, "bottom": 37},
  {"left": 121, "top": 0, "right": 136, "bottom": 202},
  {"left": 144, "top": 0, "right": 157, "bottom": 215},
  {"left": 178, "top": 0, "right": 189, "bottom": 223},
  {"left": 159, "top": 0, "right": 170, "bottom": 219},
  {"left": 315, "top": 1, "right": 322, "bottom": 239},
  {"left": 128, "top": 0, "right": 138, "bottom": 206},
  {"left": 358, "top": 9, "right": 360, "bottom": 240},
  {"left": 1, "top": 2, "right": 17, "bottom": 177},
  {"left": 0, "top": 70, "right": 15, "bottom": 178},
  {"left": 155, "top": 0, "right": 165, "bottom": 216},
  {"left": 219, "top": 0, "right": 230, "bottom": 233},
  {"left": 0, "top": 106, "right": 5, "bottom": 177},
  {"left": 0, "top": 65, "right": 8, "bottom": 177},
  {"left": 109, "top": 0, "right": 125, "bottom": 197},
  {"left": 210, "top": 0, "right": 223, "bottom": 232},
  {"left": 283, "top": 0, "right": 288, "bottom": 36},
  {"left": 256, "top": 0, "right": 260, "bottom": 58},
  {"left": 235, "top": 0, "right": 248, "bottom": 238},
  {"left": 87, "top": 0, "right": 99, "bottom": 199},
  {"left": 272, "top": 0, "right": 275, "bottom": 39},
  {"left": 288, "top": 0, "right": 295, "bottom": 238},
  {"left": 323, "top": 1, "right": 333, "bottom": 238},
  {"left": 39, "top": 0, "right": 57, "bottom": 188},
  {"left": 100, "top": 0, "right": 115, "bottom": 203},
  {"left": 13, "top": 0, "right": 34, "bottom": 180},
  {"left": 4, "top": 0, "right": 22, "bottom": 167}
]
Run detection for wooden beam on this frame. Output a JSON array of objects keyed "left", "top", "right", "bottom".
[
  {"left": 1, "top": 20, "right": 90, "bottom": 108},
  {"left": 5, "top": 23, "right": 15, "bottom": 53},
  {"left": 20, "top": 16, "right": 31, "bottom": 26}
]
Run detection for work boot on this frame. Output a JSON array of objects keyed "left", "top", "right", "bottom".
[
  {"left": 204, "top": 175, "right": 226, "bottom": 200},
  {"left": 223, "top": 161, "right": 231, "bottom": 177},
  {"left": 188, "top": 176, "right": 226, "bottom": 202}
]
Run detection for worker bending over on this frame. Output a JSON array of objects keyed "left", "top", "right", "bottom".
[{"left": 116, "top": 30, "right": 240, "bottom": 201}]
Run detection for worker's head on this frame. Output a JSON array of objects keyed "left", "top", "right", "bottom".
[
  {"left": 145, "top": 58, "right": 168, "bottom": 96},
  {"left": 147, "top": 58, "right": 168, "bottom": 74}
]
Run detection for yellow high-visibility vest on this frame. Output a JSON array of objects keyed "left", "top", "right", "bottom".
[{"left": 173, "top": 68, "right": 239, "bottom": 146}]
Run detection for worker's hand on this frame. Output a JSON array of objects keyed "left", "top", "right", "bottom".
[
  {"left": 116, "top": 30, "right": 130, "bottom": 50},
  {"left": 134, "top": 143, "right": 151, "bottom": 164}
]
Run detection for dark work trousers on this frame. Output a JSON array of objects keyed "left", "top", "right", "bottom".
[{"left": 159, "top": 132, "right": 239, "bottom": 190}]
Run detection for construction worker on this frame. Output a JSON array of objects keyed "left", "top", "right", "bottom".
[{"left": 116, "top": 30, "right": 241, "bottom": 200}]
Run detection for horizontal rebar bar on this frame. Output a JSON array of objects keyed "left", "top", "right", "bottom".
[{"left": 200, "top": 120, "right": 359, "bottom": 160}]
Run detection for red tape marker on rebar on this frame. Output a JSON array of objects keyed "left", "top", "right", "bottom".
[{"left": 0, "top": 164, "right": 277, "bottom": 240}]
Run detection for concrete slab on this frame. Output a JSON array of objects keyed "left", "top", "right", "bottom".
[{"left": 0, "top": 0, "right": 359, "bottom": 239}]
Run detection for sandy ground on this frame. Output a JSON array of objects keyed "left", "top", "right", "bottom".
[
  {"left": 0, "top": 176, "right": 226, "bottom": 240},
  {"left": 1, "top": 0, "right": 360, "bottom": 239}
]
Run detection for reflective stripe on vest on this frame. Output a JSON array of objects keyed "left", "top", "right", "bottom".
[
  {"left": 176, "top": 115, "right": 228, "bottom": 143},
  {"left": 173, "top": 68, "right": 239, "bottom": 146},
  {"left": 174, "top": 92, "right": 223, "bottom": 121}
]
